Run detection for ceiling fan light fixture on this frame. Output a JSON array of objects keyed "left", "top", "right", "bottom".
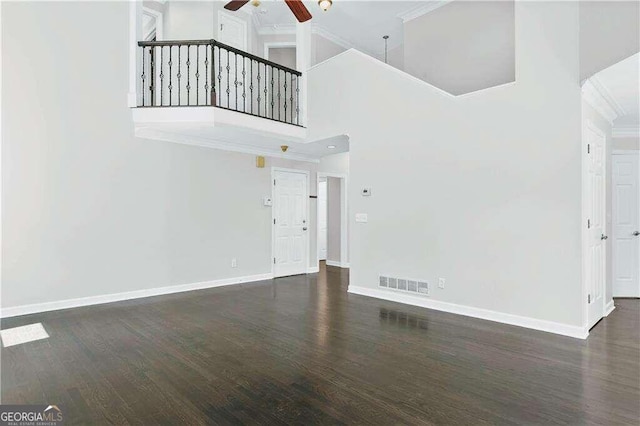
[
  {"left": 318, "top": 0, "right": 332, "bottom": 12},
  {"left": 251, "top": 0, "right": 261, "bottom": 6}
]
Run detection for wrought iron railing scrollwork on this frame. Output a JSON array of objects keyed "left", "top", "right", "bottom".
[{"left": 137, "top": 39, "right": 302, "bottom": 126}]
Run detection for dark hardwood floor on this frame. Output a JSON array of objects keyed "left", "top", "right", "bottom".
[{"left": 2, "top": 264, "right": 639, "bottom": 425}]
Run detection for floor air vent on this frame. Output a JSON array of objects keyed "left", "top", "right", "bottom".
[{"left": 379, "top": 275, "right": 429, "bottom": 296}]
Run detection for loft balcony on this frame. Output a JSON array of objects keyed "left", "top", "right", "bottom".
[{"left": 131, "top": 39, "right": 331, "bottom": 161}]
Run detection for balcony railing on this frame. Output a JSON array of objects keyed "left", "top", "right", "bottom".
[{"left": 137, "top": 39, "right": 302, "bottom": 126}]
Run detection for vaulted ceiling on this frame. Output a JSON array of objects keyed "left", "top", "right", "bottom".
[{"left": 250, "top": 1, "right": 448, "bottom": 56}]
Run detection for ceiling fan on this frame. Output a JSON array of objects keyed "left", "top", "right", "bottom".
[{"left": 224, "top": 0, "right": 331, "bottom": 23}]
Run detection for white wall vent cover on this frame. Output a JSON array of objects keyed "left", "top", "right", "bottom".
[{"left": 379, "top": 275, "right": 429, "bottom": 296}]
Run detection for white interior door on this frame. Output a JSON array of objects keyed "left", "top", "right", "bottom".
[
  {"left": 318, "top": 180, "right": 327, "bottom": 260},
  {"left": 585, "top": 123, "right": 607, "bottom": 328},
  {"left": 217, "top": 12, "right": 248, "bottom": 112},
  {"left": 612, "top": 153, "right": 640, "bottom": 297},
  {"left": 274, "top": 170, "right": 308, "bottom": 277}
]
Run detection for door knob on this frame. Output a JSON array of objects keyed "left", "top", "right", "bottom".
[
  {"left": 633, "top": 231, "right": 640, "bottom": 236},
  {"left": 601, "top": 234, "right": 608, "bottom": 240},
  {"left": 303, "top": 227, "right": 308, "bottom": 231}
]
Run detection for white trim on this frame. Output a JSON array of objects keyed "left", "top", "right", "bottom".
[
  {"left": 604, "top": 300, "right": 615, "bottom": 316},
  {"left": 258, "top": 24, "right": 297, "bottom": 36},
  {"left": 0, "top": 273, "right": 274, "bottom": 319},
  {"left": 582, "top": 78, "right": 618, "bottom": 125},
  {"left": 590, "top": 75, "right": 626, "bottom": 117},
  {"left": 612, "top": 150, "right": 640, "bottom": 156},
  {"left": 142, "top": 6, "right": 164, "bottom": 41},
  {"left": 326, "top": 260, "right": 349, "bottom": 269},
  {"left": 307, "top": 266, "right": 320, "bottom": 274},
  {"left": 128, "top": 0, "right": 143, "bottom": 107},
  {"left": 396, "top": 1, "right": 453, "bottom": 23},
  {"left": 348, "top": 285, "right": 588, "bottom": 339},
  {"left": 612, "top": 126, "right": 640, "bottom": 138},
  {"left": 271, "top": 167, "right": 311, "bottom": 278}
]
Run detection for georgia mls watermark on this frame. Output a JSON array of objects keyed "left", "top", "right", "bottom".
[{"left": 0, "top": 405, "right": 63, "bottom": 426}]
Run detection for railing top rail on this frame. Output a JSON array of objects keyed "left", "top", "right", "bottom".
[{"left": 137, "top": 39, "right": 302, "bottom": 76}]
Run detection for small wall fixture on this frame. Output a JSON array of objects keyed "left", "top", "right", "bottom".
[
  {"left": 318, "top": 0, "right": 332, "bottom": 12},
  {"left": 251, "top": 0, "right": 261, "bottom": 7},
  {"left": 280, "top": 145, "right": 289, "bottom": 152},
  {"left": 256, "top": 156, "right": 265, "bottom": 168}
]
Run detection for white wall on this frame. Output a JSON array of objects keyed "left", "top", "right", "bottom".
[
  {"left": 579, "top": 1, "right": 640, "bottom": 80},
  {"left": 163, "top": 1, "right": 259, "bottom": 55},
  {"left": 267, "top": 47, "right": 296, "bottom": 70},
  {"left": 404, "top": 0, "right": 515, "bottom": 95},
  {"left": 311, "top": 33, "right": 346, "bottom": 66},
  {"left": 308, "top": 2, "right": 584, "bottom": 329},
  {"left": 1, "top": 1, "right": 318, "bottom": 310}
]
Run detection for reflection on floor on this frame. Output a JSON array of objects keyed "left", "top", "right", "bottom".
[{"left": 2, "top": 264, "right": 638, "bottom": 424}]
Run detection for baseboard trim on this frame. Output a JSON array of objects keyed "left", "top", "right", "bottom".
[
  {"left": 1, "top": 273, "right": 274, "bottom": 319},
  {"left": 307, "top": 266, "right": 320, "bottom": 274},
  {"left": 326, "top": 260, "right": 350, "bottom": 268},
  {"left": 604, "top": 300, "right": 615, "bottom": 316},
  {"left": 347, "top": 285, "right": 588, "bottom": 340}
]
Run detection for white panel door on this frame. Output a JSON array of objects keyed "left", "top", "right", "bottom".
[
  {"left": 585, "top": 123, "right": 607, "bottom": 329},
  {"left": 274, "top": 170, "right": 308, "bottom": 277},
  {"left": 318, "top": 180, "right": 327, "bottom": 260},
  {"left": 612, "top": 154, "right": 640, "bottom": 297},
  {"left": 217, "top": 12, "right": 248, "bottom": 112}
]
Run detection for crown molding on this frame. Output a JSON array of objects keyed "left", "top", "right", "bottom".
[
  {"left": 612, "top": 125, "right": 640, "bottom": 138},
  {"left": 256, "top": 23, "right": 297, "bottom": 36},
  {"left": 397, "top": 1, "right": 453, "bottom": 23},
  {"left": 590, "top": 75, "right": 627, "bottom": 117},
  {"left": 582, "top": 78, "right": 618, "bottom": 125}
]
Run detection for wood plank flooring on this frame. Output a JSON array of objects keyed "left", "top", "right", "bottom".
[{"left": 2, "top": 264, "right": 639, "bottom": 425}]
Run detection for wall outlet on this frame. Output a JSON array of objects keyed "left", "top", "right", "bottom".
[
  {"left": 438, "top": 278, "right": 446, "bottom": 289},
  {"left": 231, "top": 258, "right": 237, "bottom": 268}
]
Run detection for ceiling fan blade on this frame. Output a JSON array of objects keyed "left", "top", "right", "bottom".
[
  {"left": 285, "top": 0, "right": 312, "bottom": 23},
  {"left": 224, "top": 0, "right": 250, "bottom": 11}
]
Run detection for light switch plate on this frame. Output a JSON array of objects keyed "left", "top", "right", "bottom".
[{"left": 355, "top": 213, "right": 368, "bottom": 223}]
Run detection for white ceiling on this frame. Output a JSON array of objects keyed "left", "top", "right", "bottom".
[
  {"left": 593, "top": 52, "right": 640, "bottom": 130},
  {"left": 250, "top": 1, "right": 432, "bottom": 56}
]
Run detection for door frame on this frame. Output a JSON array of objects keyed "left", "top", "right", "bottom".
[
  {"left": 271, "top": 167, "right": 311, "bottom": 278},
  {"left": 582, "top": 119, "right": 608, "bottom": 331},
  {"left": 264, "top": 42, "right": 297, "bottom": 62},
  {"left": 217, "top": 10, "right": 248, "bottom": 51},
  {"left": 316, "top": 172, "right": 348, "bottom": 270},
  {"left": 612, "top": 149, "right": 640, "bottom": 297}
]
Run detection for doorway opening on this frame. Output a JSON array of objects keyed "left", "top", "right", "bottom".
[
  {"left": 316, "top": 173, "right": 348, "bottom": 271},
  {"left": 582, "top": 51, "right": 640, "bottom": 334}
]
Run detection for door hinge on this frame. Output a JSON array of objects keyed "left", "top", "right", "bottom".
[
  {"left": 273, "top": 258, "right": 276, "bottom": 264},
  {"left": 587, "top": 219, "right": 591, "bottom": 229},
  {"left": 273, "top": 218, "right": 276, "bottom": 225},
  {"left": 587, "top": 144, "right": 590, "bottom": 154},
  {"left": 273, "top": 179, "right": 276, "bottom": 186},
  {"left": 588, "top": 294, "right": 591, "bottom": 303}
]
